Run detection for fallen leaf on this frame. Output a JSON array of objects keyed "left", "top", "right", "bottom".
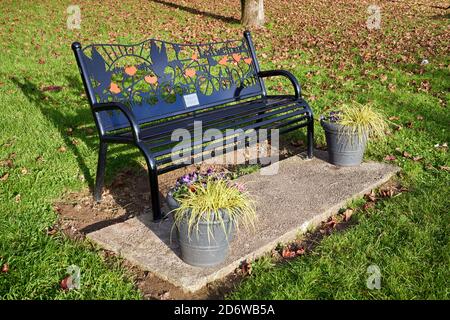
[
  {"left": 41, "top": 85, "right": 63, "bottom": 92},
  {"left": 384, "top": 155, "right": 396, "bottom": 161},
  {"left": 1, "top": 264, "right": 9, "bottom": 273},
  {"left": 159, "top": 291, "right": 171, "bottom": 300},
  {"left": 282, "top": 248, "right": 296, "bottom": 258},
  {"left": 439, "top": 166, "right": 450, "bottom": 171},
  {"left": 388, "top": 83, "right": 396, "bottom": 92},
  {"left": 363, "top": 202, "right": 375, "bottom": 211},
  {"left": 1, "top": 159, "right": 13, "bottom": 168},
  {"left": 343, "top": 209, "right": 354, "bottom": 221},
  {"left": 240, "top": 260, "right": 252, "bottom": 275},
  {"left": 38, "top": 58, "right": 45, "bottom": 64},
  {"left": 57, "top": 146, "right": 67, "bottom": 153},
  {"left": 323, "top": 217, "right": 337, "bottom": 230},
  {"left": 15, "top": 194, "right": 21, "bottom": 203},
  {"left": 403, "top": 151, "right": 412, "bottom": 158},
  {"left": 60, "top": 275, "right": 72, "bottom": 291},
  {"left": 35, "top": 155, "right": 44, "bottom": 162},
  {"left": 0, "top": 172, "right": 9, "bottom": 181},
  {"left": 46, "top": 227, "right": 57, "bottom": 236},
  {"left": 365, "top": 190, "right": 377, "bottom": 202},
  {"left": 388, "top": 116, "right": 400, "bottom": 121},
  {"left": 20, "top": 167, "right": 28, "bottom": 175},
  {"left": 413, "top": 156, "right": 423, "bottom": 161},
  {"left": 416, "top": 115, "right": 424, "bottom": 121}
]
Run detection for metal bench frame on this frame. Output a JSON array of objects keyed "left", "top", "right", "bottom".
[{"left": 72, "top": 31, "right": 314, "bottom": 221}]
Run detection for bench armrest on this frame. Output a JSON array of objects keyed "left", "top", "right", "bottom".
[
  {"left": 92, "top": 102, "right": 141, "bottom": 141},
  {"left": 258, "top": 70, "right": 301, "bottom": 100}
]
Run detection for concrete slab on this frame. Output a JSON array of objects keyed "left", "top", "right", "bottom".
[{"left": 87, "top": 151, "right": 399, "bottom": 293}]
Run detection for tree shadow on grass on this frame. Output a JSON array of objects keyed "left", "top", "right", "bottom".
[
  {"left": 11, "top": 76, "right": 98, "bottom": 188},
  {"left": 150, "top": 0, "right": 240, "bottom": 24}
]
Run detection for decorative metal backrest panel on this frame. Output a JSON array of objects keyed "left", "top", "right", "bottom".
[{"left": 79, "top": 38, "right": 263, "bottom": 131}]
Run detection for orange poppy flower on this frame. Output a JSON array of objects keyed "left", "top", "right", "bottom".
[
  {"left": 109, "top": 82, "right": 121, "bottom": 94},
  {"left": 218, "top": 56, "right": 228, "bottom": 65},
  {"left": 244, "top": 57, "right": 253, "bottom": 65},
  {"left": 144, "top": 75, "right": 158, "bottom": 84},
  {"left": 185, "top": 68, "right": 196, "bottom": 78},
  {"left": 232, "top": 53, "right": 241, "bottom": 62},
  {"left": 191, "top": 53, "right": 199, "bottom": 61},
  {"left": 125, "top": 66, "right": 137, "bottom": 76}
]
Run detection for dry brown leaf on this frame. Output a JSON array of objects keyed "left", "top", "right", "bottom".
[
  {"left": 1, "top": 263, "right": 9, "bottom": 273},
  {"left": 1, "top": 159, "right": 13, "bottom": 168},
  {"left": 282, "top": 248, "right": 296, "bottom": 258},
  {"left": 384, "top": 155, "right": 396, "bottom": 161},
  {"left": 343, "top": 209, "right": 354, "bottom": 221},
  {"left": 365, "top": 190, "right": 377, "bottom": 202},
  {"left": 0, "top": 172, "right": 9, "bottom": 181},
  {"left": 41, "top": 85, "right": 63, "bottom": 92},
  {"left": 240, "top": 260, "right": 252, "bottom": 275},
  {"left": 403, "top": 151, "right": 412, "bottom": 158}
]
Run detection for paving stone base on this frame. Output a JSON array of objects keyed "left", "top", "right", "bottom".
[{"left": 87, "top": 151, "right": 399, "bottom": 292}]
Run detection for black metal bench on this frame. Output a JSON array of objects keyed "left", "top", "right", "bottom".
[{"left": 72, "top": 31, "right": 314, "bottom": 221}]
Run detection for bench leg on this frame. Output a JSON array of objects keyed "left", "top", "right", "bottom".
[
  {"left": 94, "top": 141, "right": 108, "bottom": 202},
  {"left": 307, "top": 116, "right": 314, "bottom": 159},
  {"left": 137, "top": 143, "right": 162, "bottom": 221}
]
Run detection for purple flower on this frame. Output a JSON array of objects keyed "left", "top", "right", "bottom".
[{"left": 182, "top": 175, "right": 191, "bottom": 184}]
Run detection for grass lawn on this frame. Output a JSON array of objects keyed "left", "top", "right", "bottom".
[{"left": 0, "top": 0, "right": 448, "bottom": 299}]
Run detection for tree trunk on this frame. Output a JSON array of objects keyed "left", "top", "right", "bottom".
[{"left": 241, "top": 0, "right": 264, "bottom": 27}]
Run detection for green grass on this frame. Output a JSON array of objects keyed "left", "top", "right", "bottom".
[{"left": 0, "top": 0, "right": 449, "bottom": 299}]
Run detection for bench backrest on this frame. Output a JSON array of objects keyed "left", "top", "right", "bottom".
[{"left": 72, "top": 31, "right": 265, "bottom": 132}]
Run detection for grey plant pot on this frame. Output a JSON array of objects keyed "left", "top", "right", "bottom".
[
  {"left": 167, "top": 191, "right": 234, "bottom": 267},
  {"left": 321, "top": 119, "right": 368, "bottom": 166},
  {"left": 166, "top": 189, "right": 180, "bottom": 210}
]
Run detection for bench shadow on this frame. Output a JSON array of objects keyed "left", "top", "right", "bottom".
[
  {"left": 74, "top": 165, "right": 181, "bottom": 257},
  {"left": 150, "top": 0, "right": 240, "bottom": 24}
]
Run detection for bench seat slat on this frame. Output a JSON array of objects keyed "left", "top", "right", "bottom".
[{"left": 153, "top": 109, "right": 309, "bottom": 165}]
